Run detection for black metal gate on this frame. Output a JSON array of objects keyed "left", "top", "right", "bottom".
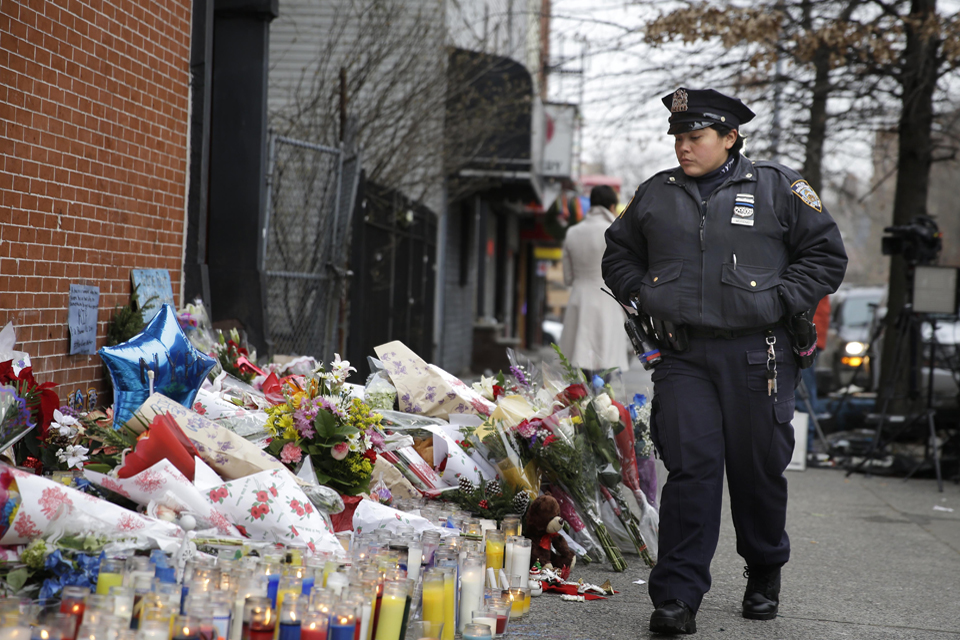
[{"left": 345, "top": 174, "right": 437, "bottom": 379}]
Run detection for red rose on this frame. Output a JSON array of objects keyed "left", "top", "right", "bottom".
[
  {"left": 558, "top": 383, "right": 588, "bottom": 405},
  {"left": 492, "top": 385, "right": 505, "bottom": 399},
  {"left": 363, "top": 449, "right": 377, "bottom": 464},
  {"left": 542, "top": 434, "right": 557, "bottom": 447}
]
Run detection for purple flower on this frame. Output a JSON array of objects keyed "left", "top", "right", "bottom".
[{"left": 510, "top": 365, "right": 528, "bottom": 387}]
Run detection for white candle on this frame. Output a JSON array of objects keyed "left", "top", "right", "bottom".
[
  {"left": 326, "top": 571, "right": 349, "bottom": 597},
  {"left": 511, "top": 539, "right": 532, "bottom": 589},
  {"left": 472, "top": 616, "right": 497, "bottom": 638},
  {"left": 503, "top": 537, "right": 516, "bottom": 586},
  {"left": 407, "top": 544, "right": 423, "bottom": 585},
  {"left": 459, "top": 559, "right": 484, "bottom": 633},
  {"left": 358, "top": 602, "right": 372, "bottom": 640},
  {"left": 486, "top": 567, "right": 498, "bottom": 589}
]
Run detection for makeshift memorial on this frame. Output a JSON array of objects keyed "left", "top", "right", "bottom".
[
  {"left": 117, "top": 411, "right": 198, "bottom": 482},
  {"left": 263, "top": 356, "right": 381, "bottom": 496},
  {"left": 100, "top": 304, "right": 217, "bottom": 429}
]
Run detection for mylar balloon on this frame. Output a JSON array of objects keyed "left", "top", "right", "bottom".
[{"left": 99, "top": 304, "right": 217, "bottom": 429}]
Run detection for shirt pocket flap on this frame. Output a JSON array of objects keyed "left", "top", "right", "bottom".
[
  {"left": 643, "top": 260, "right": 683, "bottom": 287},
  {"left": 721, "top": 263, "right": 780, "bottom": 292},
  {"left": 746, "top": 348, "right": 787, "bottom": 365}
]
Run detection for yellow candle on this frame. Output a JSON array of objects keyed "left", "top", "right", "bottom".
[
  {"left": 421, "top": 574, "right": 445, "bottom": 626},
  {"left": 442, "top": 571, "right": 456, "bottom": 640},
  {"left": 373, "top": 585, "right": 406, "bottom": 640},
  {"left": 96, "top": 572, "right": 124, "bottom": 596},
  {"left": 508, "top": 589, "right": 524, "bottom": 619},
  {"left": 276, "top": 588, "right": 298, "bottom": 611},
  {"left": 522, "top": 590, "right": 530, "bottom": 615},
  {"left": 485, "top": 541, "right": 504, "bottom": 571}
]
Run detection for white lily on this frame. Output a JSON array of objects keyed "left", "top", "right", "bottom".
[
  {"left": 57, "top": 444, "right": 89, "bottom": 469},
  {"left": 52, "top": 409, "right": 80, "bottom": 437},
  {"left": 472, "top": 375, "right": 496, "bottom": 401}
]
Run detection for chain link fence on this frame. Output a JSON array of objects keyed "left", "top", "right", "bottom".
[{"left": 261, "top": 134, "right": 361, "bottom": 360}]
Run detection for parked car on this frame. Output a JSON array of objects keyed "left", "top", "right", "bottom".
[{"left": 824, "top": 286, "right": 886, "bottom": 391}]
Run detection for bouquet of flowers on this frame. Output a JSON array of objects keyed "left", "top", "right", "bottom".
[
  {"left": 509, "top": 406, "right": 627, "bottom": 571},
  {"left": 264, "top": 356, "right": 384, "bottom": 496},
  {"left": 0, "top": 360, "right": 59, "bottom": 464},
  {"left": 0, "top": 385, "right": 35, "bottom": 455},
  {"left": 38, "top": 408, "right": 137, "bottom": 474},
  {"left": 213, "top": 329, "right": 258, "bottom": 383}
]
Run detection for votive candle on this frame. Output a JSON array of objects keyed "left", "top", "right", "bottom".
[
  {"left": 328, "top": 606, "right": 355, "bottom": 640},
  {"left": 372, "top": 582, "right": 405, "bottom": 640}
]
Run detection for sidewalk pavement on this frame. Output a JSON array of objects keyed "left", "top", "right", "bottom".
[
  {"left": 510, "top": 354, "right": 960, "bottom": 638},
  {"left": 518, "top": 467, "right": 960, "bottom": 639}
]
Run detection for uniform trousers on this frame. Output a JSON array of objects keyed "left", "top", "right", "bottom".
[{"left": 648, "top": 327, "right": 796, "bottom": 611}]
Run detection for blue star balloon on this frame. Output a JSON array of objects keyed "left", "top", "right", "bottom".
[{"left": 99, "top": 303, "right": 217, "bottom": 429}]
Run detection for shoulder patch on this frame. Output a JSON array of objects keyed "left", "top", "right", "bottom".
[{"left": 790, "top": 180, "right": 822, "bottom": 212}]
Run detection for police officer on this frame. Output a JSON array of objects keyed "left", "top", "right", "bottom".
[{"left": 602, "top": 88, "right": 846, "bottom": 635}]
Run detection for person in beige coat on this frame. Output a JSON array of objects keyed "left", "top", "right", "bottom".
[{"left": 559, "top": 185, "right": 630, "bottom": 377}]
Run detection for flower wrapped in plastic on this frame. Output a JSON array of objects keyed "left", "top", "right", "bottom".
[
  {"left": 475, "top": 419, "right": 539, "bottom": 500},
  {"left": 263, "top": 355, "right": 383, "bottom": 496},
  {"left": 582, "top": 389, "right": 655, "bottom": 567},
  {"left": 512, "top": 407, "right": 627, "bottom": 570},
  {"left": 0, "top": 385, "right": 35, "bottom": 455}
]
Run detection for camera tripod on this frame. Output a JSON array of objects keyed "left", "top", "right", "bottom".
[{"left": 846, "top": 301, "right": 951, "bottom": 492}]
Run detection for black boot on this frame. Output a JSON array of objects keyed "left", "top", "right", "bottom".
[
  {"left": 649, "top": 600, "right": 697, "bottom": 635},
  {"left": 742, "top": 565, "right": 781, "bottom": 620}
]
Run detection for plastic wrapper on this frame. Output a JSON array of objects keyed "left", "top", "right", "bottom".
[
  {"left": 206, "top": 469, "right": 342, "bottom": 552},
  {"left": 84, "top": 459, "right": 241, "bottom": 537},
  {"left": 370, "top": 457, "right": 420, "bottom": 502},
  {"left": 352, "top": 500, "right": 456, "bottom": 538},
  {"left": 612, "top": 399, "right": 658, "bottom": 561},
  {"left": 192, "top": 387, "right": 270, "bottom": 443},
  {"left": 548, "top": 485, "right": 605, "bottom": 563},
  {"left": 364, "top": 372, "right": 397, "bottom": 411},
  {"left": 0, "top": 385, "right": 35, "bottom": 454},
  {"left": 127, "top": 394, "right": 285, "bottom": 480},
  {"left": 0, "top": 323, "right": 32, "bottom": 375},
  {"left": 370, "top": 473, "right": 392, "bottom": 506},
  {"left": 374, "top": 341, "right": 495, "bottom": 419},
  {"left": 0, "top": 465, "right": 183, "bottom": 551}
]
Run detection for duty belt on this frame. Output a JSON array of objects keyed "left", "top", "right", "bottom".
[{"left": 686, "top": 322, "right": 782, "bottom": 340}]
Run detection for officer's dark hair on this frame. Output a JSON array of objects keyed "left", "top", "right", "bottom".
[
  {"left": 711, "top": 124, "right": 745, "bottom": 155},
  {"left": 590, "top": 185, "right": 619, "bottom": 210}
]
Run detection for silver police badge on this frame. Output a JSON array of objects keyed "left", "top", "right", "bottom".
[
  {"left": 791, "top": 180, "right": 822, "bottom": 212},
  {"left": 731, "top": 193, "right": 755, "bottom": 226},
  {"left": 671, "top": 89, "right": 688, "bottom": 112}
]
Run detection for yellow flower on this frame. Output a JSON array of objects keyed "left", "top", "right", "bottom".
[
  {"left": 278, "top": 414, "right": 298, "bottom": 440},
  {"left": 572, "top": 416, "right": 583, "bottom": 425}
]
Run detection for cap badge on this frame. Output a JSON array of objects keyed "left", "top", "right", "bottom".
[{"left": 671, "top": 89, "right": 688, "bottom": 113}]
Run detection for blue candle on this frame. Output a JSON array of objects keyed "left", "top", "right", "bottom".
[
  {"left": 277, "top": 623, "right": 301, "bottom": 640},
  {"left": 266, "top": 575, "right": 280, "bottom": 608},
  {"left": 328, "top": 622, "right": 354, "bottom": 640},
  {"left": 300, "top": 577, "right": 315, "bottom": 596}
]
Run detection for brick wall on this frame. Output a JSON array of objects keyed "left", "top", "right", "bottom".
[{"left": 0, "top": 0, "right": 192, "bottom": 400}]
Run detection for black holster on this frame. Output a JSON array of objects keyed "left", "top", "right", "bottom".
[{"left": 787, "top": 310, "right": 818, "bottom": 369}]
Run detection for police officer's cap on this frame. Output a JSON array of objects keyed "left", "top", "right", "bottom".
[{"left": 661, "top": 87, "right": 756, "bottom": 135}]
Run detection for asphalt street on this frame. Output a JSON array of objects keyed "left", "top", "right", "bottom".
[{"left": 508, "top": 355, "right": 960, "bottom": 639}]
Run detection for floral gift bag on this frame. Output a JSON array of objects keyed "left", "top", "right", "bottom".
[
  {"left": 0, "top": 465, "right": 183, "bottom": 549},
  {"left": 205, "top": 469, "right": 342, "bottom": 553},
  {"left": 374, "top": 341, "right": 495, "bottom": 420},
  {"left": 127, "top": 394, "right": 285, "bottom": 480},
  {"left": 84, "top": 459, "right": 241, "bottom": 538}
]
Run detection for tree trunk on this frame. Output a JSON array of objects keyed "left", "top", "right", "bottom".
[
  {"left": 803, "top": 49, "right": 830, "bottom": 193},
  {"left": 878, "top": 0, "right": 940, "bottom": 411}
]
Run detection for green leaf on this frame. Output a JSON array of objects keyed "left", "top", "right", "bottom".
[
  {"left": 335, "top": 425, "right": 360, "bottom": 438},
  {"left": 314, "top": 411, "right": 338, "bottom": 440},
  {"left": 6, "top": 568, "right": 30, "bottom": 592},
  {"left": 84, "top": 463, "right": 112, "bottom": 474}
]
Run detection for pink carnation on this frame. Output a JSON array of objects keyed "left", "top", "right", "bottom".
[
  {"left": 331, "top": 442, "right": 350, "bottom": 461},
  {"left": 280, "top": 442, "right": 303, "bottom": 464}
]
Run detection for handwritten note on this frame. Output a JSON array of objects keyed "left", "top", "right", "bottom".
[
  {"left": 68, "top": 284, "right": 100, "bottom": 355},
  {"left": 130, "top": 269, "right": 175, "bottom": 322}
]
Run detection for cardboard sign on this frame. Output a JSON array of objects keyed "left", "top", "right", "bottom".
[
  {"left": 131, "top": 269, "right": 175, "bottom": 322},
  {"left": 68, "top": 284, "right": 100, "bottom": 355}
]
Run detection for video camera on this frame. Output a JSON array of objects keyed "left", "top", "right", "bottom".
[{"left": 881, "top": 215, "right": 942, "bottom": 265}]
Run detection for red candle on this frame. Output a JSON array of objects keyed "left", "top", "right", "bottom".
[
  {"left": 248, "top": 621, "right": 276, "bottom": 640},
  {"left": 496, "top": 615, "right": 507, "bottom": 635},
  {"left": 300, "top": 625, "right": 326, "bottom": 640}
]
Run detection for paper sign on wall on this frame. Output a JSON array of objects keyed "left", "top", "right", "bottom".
[
  {"left": 68, "top": 284, "right": 99, "bottom": 355},
  {"left": 131, "top": 269, "right": 175, "bottom": 322}
]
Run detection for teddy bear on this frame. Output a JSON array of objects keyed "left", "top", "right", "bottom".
[{"left": 524, "top": 494, "right": 576, "bottom": 572}]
